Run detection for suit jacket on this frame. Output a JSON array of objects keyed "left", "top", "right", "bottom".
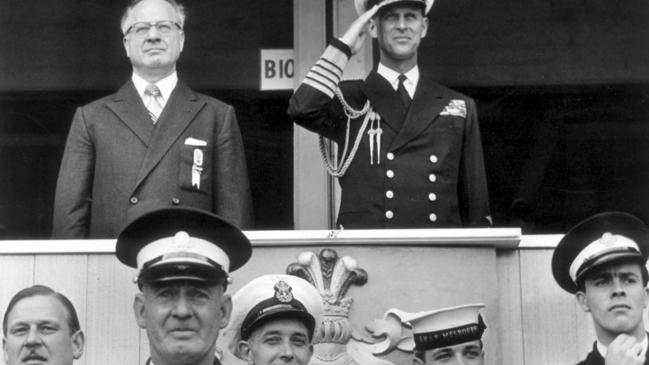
[
  {"left": 288, "top": 69, "right": 491, "bottom": 229},
  {"left": 53, "top": 80, "right": 253, "bottom": 238},
  {"left": 577, "top": 341, "right": 649, "bottom": 365}
]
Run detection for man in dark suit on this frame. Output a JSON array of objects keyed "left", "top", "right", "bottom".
[
  {"left": 552, "top": 212, "right": 649, "bottom": 365},
  {"left": 52, "top": 0, "right": 252, "bottom": 238},
  {"left": 288, "top": 0, "right": 491, "bottom": 229}
]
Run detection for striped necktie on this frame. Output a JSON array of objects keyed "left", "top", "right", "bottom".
[{"left": 144, "top": 84, "right": 164, "bottom": 123}]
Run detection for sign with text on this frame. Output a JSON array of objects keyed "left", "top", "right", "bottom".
[{"left": 260, "top": 49, "right": 294, "bottom": 90}]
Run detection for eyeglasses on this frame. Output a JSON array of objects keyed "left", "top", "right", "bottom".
[{"left": 125, "top": 20, "right": 182, "bottom": 37}]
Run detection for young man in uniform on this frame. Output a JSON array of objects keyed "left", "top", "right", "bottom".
[
  {"left": 552, "top": 212, "right": 649, "bottom": 365},
  {"left": 218, "top": 274, "right": 323, "bottom": 365},
  {"left": 389, "top": 303, "right": 486, "bottom": 365}
]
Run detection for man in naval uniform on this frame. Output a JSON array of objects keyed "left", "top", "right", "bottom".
[
  {"left": 115, "top": 207, "right": 252, "bottom": 365},
  {"left": 288, "top": 0, "right": 491, "bottom": 229},
  {"left": 217, "top": 274, "right": 324, "bottom": 365},
  {"left": 388, "top": 304, "right": 486, "bottom": 365},
  {"left": 552, "top": 212, "right": 649, "bottom": 365},
  {"left": 53, "top": 0, "right": 252, "bottom": 239}
]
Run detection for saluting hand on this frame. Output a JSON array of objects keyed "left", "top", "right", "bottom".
[
  {"left": 339, "top": 4, "right": 380, "bottom": 55},
  {"left": 605, "top": 334, "right": 645, "bottom": 365}
]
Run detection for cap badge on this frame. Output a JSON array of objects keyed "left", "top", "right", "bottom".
[
  {"left": 172, "top": 231, "right": 192, "bottom": 249},
  {"left": 599, "top": 232, "right": 617, "bottom": 247},
  {"left": 274, "top": 280, "right": 293, "bottom": 303}
]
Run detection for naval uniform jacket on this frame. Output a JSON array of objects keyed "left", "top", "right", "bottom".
[
  {"left": 577, "top": 341, "right": 649, "bottom": 365},
  {"left": 287, "top": 40, "right": 491, "bottom": 228},
  {"left": 52, "top": 80, "right": 253, "bottom": 238}
]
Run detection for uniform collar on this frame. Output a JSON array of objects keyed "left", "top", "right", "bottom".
[
  {"left": 376, "top": 63, "right": 419, "bottom": 99},
  {"left": 597, "top": 333, "right": 648, "bottom": 358},
  {"left": 132, "top": 71, "right": 178, "bottom": 105}
]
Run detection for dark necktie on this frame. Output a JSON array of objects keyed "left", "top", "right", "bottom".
[{"left": 397, "top": 74, "right": 411, "bottom": 109}]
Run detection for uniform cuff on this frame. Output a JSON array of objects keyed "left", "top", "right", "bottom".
[{"left": 301, "top": 42, "right": 350, "bottom": 98}]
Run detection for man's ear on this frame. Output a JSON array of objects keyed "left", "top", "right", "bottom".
[
  {"left": 643, "top": 286, "right": 649, "bottom": 309},
  {"left": 237, "top": 340, "right": 254, "bottom": 365},
  {"left": 368, "top": 18, "right": 379, "bottom": 38},
  {"left": 133, "top": 293, "right": 147, "bottom": 329},
  {"left": 3, "top": 337, "right": 8, "bottom": 364},
  {"left": 576, "top": 291, "right": 591, "bottom": 313},
  {"left": 218, "top": 293, "right": 233, "bottom": 329},
  {"left": 123, "top": 36, "right": 131, "bottom": 57},
  {"left": 71, "top": 330, "right": 85, "bottom": 359},
  {"left": 420, "top": 16, "right": 429, "bottom": 38}
]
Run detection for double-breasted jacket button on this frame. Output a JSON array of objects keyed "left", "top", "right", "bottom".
[
  {"left": 387, "top": 152, "right": 395, "bottom": 161},
  {"left": 386, "top": 190, "right": 394, "bottom": 199},
  {"left": 429, "top": 213, "right": 438, "bottom": 222},
  {"left": 429, "top": 155, "right": 438, "bottom": 163},
  {"left": 428, "top": 174, "right": 437, "bottom": 183},
  {"left": 129, "top": 196, "right": 139, "bottom": 204},
  {"left": 171, "top": 197, "right": 180, "bottom": 205},
  {"left": 386, "top": 170, "right": 395, "bottom": 178},
  {"left": 385, "top": 210, "right": 394, "bottom": 219},
  {"left": 428, "top": 193, "right": 437, "bottom": 201}
]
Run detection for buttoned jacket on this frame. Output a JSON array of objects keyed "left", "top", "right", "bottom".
[
  {"left": 288, "top": 69, "right": 491, "bottom": 228},
  {"left": 53, "top": 80, "right": 253, "bottom": 238}
]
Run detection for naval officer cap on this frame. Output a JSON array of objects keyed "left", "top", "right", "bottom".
[
  {"left": 355, "top": 0, "right": 434, "bottom": 15},
  {"left": 115, "top": 207, "right": 252, "bottom": 286},
  {"left": 552, "top": 211, "right": 649, "bottom": 294},
  {"left": 405, "top": 304, "right": 486, "bottom": 351}
]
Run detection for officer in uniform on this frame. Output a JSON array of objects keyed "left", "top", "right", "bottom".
[
  {"left": 552, "top": 212, "right": 649, "bottom": 365},
  {"left": 217, "top": 274, "right": 323, "bottom": 365},
  {"left": 288, "top": 0, "right": 491, "bottom": 229},
  {"left": 115, "top": 207, "right": 252, "bottom": 365},
  {"left": 388, "top": 304, "right": 486, "bottom": 365}
]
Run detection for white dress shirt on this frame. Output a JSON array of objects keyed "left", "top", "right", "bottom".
[
  {"left": 376, "top": 63, "right": 419, "bottom": 99},
  {"left": 132, "top": 71, "right": 178, "bottom": 110}
]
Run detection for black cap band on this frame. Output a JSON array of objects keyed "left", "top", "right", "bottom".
[
  {"left": 414, "top": 315, "right": 486, "bottom": 350},
  {"left": 240, "top": 296, "right": 313, "bottom": 340}
]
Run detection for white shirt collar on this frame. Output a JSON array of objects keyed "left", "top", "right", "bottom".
[
  {"left": 131, "top": 71, "right": 178, "bottom": 106},
  {"left": 376, "top": 63, "right": 419, "bottom": 99},
  {"left": 597, "top": 334, "right": 648, "bottom": 358},
  {"left": 376, "top": 63, "right": 419, "bottom": 98}
]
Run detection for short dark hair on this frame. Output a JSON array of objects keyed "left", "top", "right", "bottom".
[
  {"left": 120, "top": 0, "right": 187, "bottom": 34},
  {"left": 576, "top": 258, "right": 649, "bottom": 292},
  {"left": 2, "top": 285, "right": 81, "bottom": 336}
]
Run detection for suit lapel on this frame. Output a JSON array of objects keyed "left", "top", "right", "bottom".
[
  {"left": 106, "top": 81, "right": 155, "bottom": 146},
  {"left": 133, "top": 81, "right": 205, "bottom": 189},
  {"left": 389, "top": 76, "right": 450, "bottom": 152},
  {"left": 361, "top": 71, "right": 405, "bottom": 134}
]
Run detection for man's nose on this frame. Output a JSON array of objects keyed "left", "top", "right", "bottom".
[
  {"left": 397, "top": 16, "right": 407, "bottom": 29},
  {"left": 145, "top": 25, "right": 162, "bottom": 40},
  {"left": 612, "top": 278, "right": 626, "bottom": 295},
  {"left": 24, "top": 328, "right": 41, "bottom": 346},
  {"left": 171, "top": 294, "right": 192, "bottom": 318},
  {"left": 454, "top": 353, "right": 467, "bottom": 365},
  {"left": 279, "top": 340, "right": 295, "bottom": 360}
]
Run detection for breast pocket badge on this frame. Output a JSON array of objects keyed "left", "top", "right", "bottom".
[
  {"left": 440, "top": 99, "right": 467, "bottom": 118},
  {"left": 180, "top": 138, "right": 208, "bottom": 193}
]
